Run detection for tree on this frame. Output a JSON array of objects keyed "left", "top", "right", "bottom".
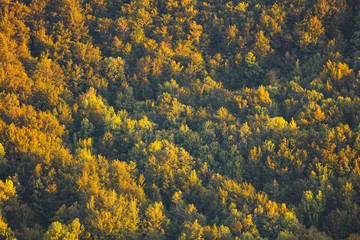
[
  {"left": 145, "top": 140, "right": 199, "bottom": 199},
  {"left": 320, "top": 60, "right": 354, "bottom": 90},
  {"left": 297, "top": 190, "right": 325, "bottom": 227},
  {"left": 295, "top": 15, "right": 325, "bottom": 48},
  {"left": 31, "top": 54, "right": 69, "bottom": 110},
  {"left": 179, "top": 220, "right": 204, "bottom": 240},
  {"left": 43, "top": 218, "right": 83, "bottom": 240},
  {"left": 143, "top": 202, "right": 170, "bottom": 239},
  {"left": 45, "top": 0, "right": 88, "bottom": 42},
  {"left": 253, "top": 31, "right": 273, "bottom": 59},
  {"left": 0, "top": 211, "right": 16, "bottom": 240}
]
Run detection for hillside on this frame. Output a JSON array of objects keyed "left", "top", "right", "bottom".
[{"left": 0, "top": 0, "right": 360, "bottom": 239}]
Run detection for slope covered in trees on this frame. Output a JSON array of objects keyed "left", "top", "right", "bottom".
[{"left": 1, "top": 0, "right": 360, "bottom": 239}]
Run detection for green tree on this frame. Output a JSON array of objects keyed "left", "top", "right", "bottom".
[{"left": 297, "top": 190, "right": 325, "bottom": 227}]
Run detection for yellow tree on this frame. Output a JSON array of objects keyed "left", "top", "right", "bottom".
[
  {"left": 43, "top": 218, "right": 83, "bottom": 240},
  {"left": 0, "top": 178, "right": 16, "bottom": 240},
  {"left": 0, "top": 211, "right": 16, "bottom": 240},
  {"left": 145, "top": 140, "right": 199, "bottom": 194},
  {"left": 31, "top": 55, "right": 69, "bottom": 110},
  {"left": 295, "top": 15, "right": 325, "bottom": 48},
  {"left": 143, "top": 202, "right": 170, "bottom": 239},
  {"left": 320, "top": 60, "right": 354, "bottom": 90},
  {"left": 46, "top": 0, "right": 88, "bottom": 41},
  {"left": 260, "top": 3, "right": 286, "bottom": 37}
]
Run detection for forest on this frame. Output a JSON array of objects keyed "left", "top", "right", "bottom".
[{"left": 0, "top": 0, "right": 360, "bottom": 239}]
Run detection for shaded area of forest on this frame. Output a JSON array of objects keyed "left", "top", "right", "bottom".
[{"left": 1, "top": 0, "right": 360, "bottom": 239}]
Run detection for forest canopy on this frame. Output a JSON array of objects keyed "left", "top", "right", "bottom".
[{"left": 1, "top": 0, "right": 360, "bottom": 239}]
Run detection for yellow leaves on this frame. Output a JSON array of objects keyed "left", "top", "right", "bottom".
[
  {"left": 169, "top": 60, "right": 184, "bottom": 76},
  {"left": 72, "top": 42, "right": 102, "bottom": 67},
  {"left": 183, "top": 4, "right": 198, "bottom": 20},
  {"left": 78, "top": 137, "right": 93, "bottom": 151},
  {"left": 304, "top": 190, "right": 314, "bottom": 201},
  {"left": 239, "top": 122, "right": 252, "bottom": 139},
  {"left": 267, "top": 156, "right": 276, "bottom": 169},
  {"left": 0, "top": 1, "right": 31, "bottom": 59},
  {"left": 249, "top": 146, "right": 262, "bottom": 163},
  {"left": 79, "top": 159, "right": 144, "bottom": 239},
  {"left": 264, "top": 200, "right": 280, "bottom": 218},
  {"left": 148, "top": 140, "right": 163, "bottom": 154},
  {"left": 235, "top": 2, "right": 249, "bottom": 12},
  {"left": 53, "top": 0, "right": 85, "bottom": 26},
  {"left": 174, "top": 39, "right": 203, "bottom": 75},
  {"left": 313, "top": 105, "right": 326, "bottom": 122},
  {"left": 121, "top": 0, "right": 156, "bottom": 35},
  {"left": 218, "top": 188, "right": 228, "bottom": 207},
  {"left": 253, "top": 30, "right": 273, "bottom": 59},
  {"left": 226, "top": 203, "right": 255, "bottom": 236},
  {"left": 327, "top": 60, "right": 352, "bottom": 80},
  {"left": 296, "top": 15, "right": 325, "bottom": 47},
  {"left": 213, "top": 107, "right": 235, "bottom": 123},
  {"left": 225, "top": 25, "right": 239, "bottom": 47},
  {"left": 289, "top": 118, "right": 298, "bottom": 130},
  {"left": 76, "top": 147, "right": 145, "bottom": 206},
  {"left": 307, "top": 15, "right": 324, "bottom": 35},
  {"left": 335, "top": 123, "right": 352, "bottom": 143},
  {"left": 145, "top": 141, "right": 196, "bottom": 191},
  {"left": 188, "top": 170, "right": 201, "bottom": 187},
  {"left": 234, "top": 95, "right": 248, "bottom": 110},
  {"left": 179, "top": 220, "right": 204, "bottom": 240},
  {"left": 0, "top": 60, "right": 33, "bottom": 101},
  {"left": 243, "top": 86, "right": 272, "bottom": 107},
  {"left": 0, "top": 179, "right": 16, "bottom": 205},
  {"left": 267, "top": 117, "right": 288, "bottom": 131},
  {"left": 44, "top": 218, "right": 83, "bottom": 240},
  {"left": 185, "top": 51, "right": 205, "bottom": 75},
  {"left": 85, "top": 189, "right": 140, "bottom": 238},
  {"left": 79, "top": 87, "right": 108, "bottom": 124},
  {"left": 166, "top": 0, "right": 179, "bottom": 11},
  {"left": 314, "top": 0, "right": 342, "bottom": 20},
  {"left": 156, "top": 92, "right": 188, "bottom": 125},
  {"left": 201, "top": 76, "right": 223, "bottom": 92},
  {"left": 240, "top": 214, "right": 254, "bottom": 232},
  {"left": 144, "top": 38, "right": 158, "bottom": 53},
  {"left": 172, "top": 190, "right": 184, "bottom": 208},
  {"left": 107, "top": 160, "right": 145, "bottom": 201},
  {"left": 157, "top": 41, "right": 175, "bottom": 59},
  {"left": 224, "top": 1, "right": 248, "bottom": 16},
  {"left": 102, "top": 56, "right": 125, "bottom": 84},
  {"left": 138, "top": 116, "right": 153, "bottom": 130},
  {"left": 181, "top": 0, "right": 196, "bottom": 8},
  {"left": 45, "top": 183, "right": 58, "bottom": 194},
  {"left": 315, "top": 190, "right": 323, "bottom": 202},
  {"left": 0, "top": 210, "right": 16, "bottom": 240},
  {"left": 136, "top": 55, "right": 161, "bottom": 79},
  {"left": 217, "top": 178, "right": 256, "bottom": 208},
  {"left": 174, "top": 40, "right": 193, "bottom": 59},
  {"left": 0, "top": 29, "right": 28, "bottom": 65},
  {"left": 260, "top": 3, "right": 285, "bottom": 36},
  {"left": 110, "top": 37, "right": 132, "bottom": 55},
  {"left": 31, "top": 54, "right": 69, "bottom": 109},
  {"left": 320, "top": 60, "right": 354, "bottom": 89},
  {"left": 299, "top": 189, "right": 325, "bottom": 227},
  {"left": 298, "top": 103, "right": 326, "bottom": 125},
  {"left": 188, "top": 21, "right": 203, "bottom": 45},
  {"left": 143, "top": 202, "right": 169, "bottom": 238},
  {"left": 283, "top": 211, "right": 298, "bottom": 227},
  {"left": 0, "top": 118, "right": 72, "bottom": 173}
]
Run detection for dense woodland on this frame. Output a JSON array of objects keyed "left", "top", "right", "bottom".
[{"left": 1, "top": 0, "right": 360, "bottom": 239}]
